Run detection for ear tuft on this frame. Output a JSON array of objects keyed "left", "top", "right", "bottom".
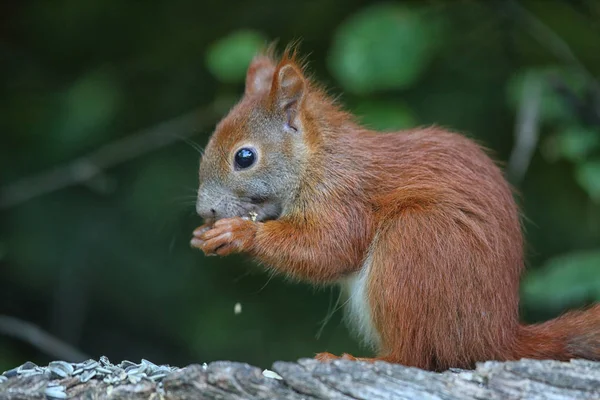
[
  {"left": 274, "top": 63, "right": 305, "bottom": 110},
  {"left": 245, "top": 54, "right": 276, "bottom": 95},
  {"left": 246, "top": 42, "right": 309, "bottom": 129},
  {"left": 267, "top": 44, "right": 307, "bottom": 130}
]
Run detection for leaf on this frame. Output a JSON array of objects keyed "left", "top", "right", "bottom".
[
  {"left": 549, "top": 126, "right": 600, "bottom": 163},
  {"left": 206, "top": 30, "right": 268, "bottom": 84},
  {"left": 57, "top": 69, "right": 121, "bottom": 150},
  {"left": 353, "top": 100, "right": 416, "bottom": 131},
  {"left": 575, "top": 160, "right": 600, "bottom": 202},
  {"left": 328, "top": 4, "right": 442, "bottom": 94},
  {"left": 506, "top": 67, "right": 587, "bottom": 124},
  {"left": 522, "top": 250, "right": 600, "bottom": 310}
]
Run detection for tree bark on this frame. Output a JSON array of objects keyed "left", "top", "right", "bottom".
[{"left": 1, "top": 358, "right": 599, "bottom": 400}]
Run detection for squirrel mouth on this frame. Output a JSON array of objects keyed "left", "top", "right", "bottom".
[
  {"left": 243, "top": 197, "right": 282, "bottom": 222},
  {"left": 249, "top": 195, "right": 268, "bottom": 204},
  {"left": 201, "top": 196, "right": 281, "bottom": 224}
]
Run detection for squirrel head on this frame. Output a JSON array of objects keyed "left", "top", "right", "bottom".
[{"left": 196, "top": 48, "right": 312, "bottom": 223}]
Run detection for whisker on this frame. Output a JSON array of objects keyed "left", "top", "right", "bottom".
[
  {"left": 316, "top": 287, "right": 345, "bottom": 340},
  {"left": 170, "top": 197, "right": 197, "bottom": 204},
  {"left": 171, "top": 185, "right": 199, "bottom": 196},
  {"left": 253, "top": 272, "right": 276, "bottom": 294},
  {"left": 232, "top": 270, "right": 253, "bottom": 283},
  {"left": 171, "top": 133, "right": 206, "bottom": 155},
  {"left": 166, "top": 193, "right": 198, "bottom": 208},
  {"left": 171, "top": 202, "right": 198, "bottom": 209}
]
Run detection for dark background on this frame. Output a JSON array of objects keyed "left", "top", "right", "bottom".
[{"left": 1, "top": 0, "right": 599, "bottom": 370}]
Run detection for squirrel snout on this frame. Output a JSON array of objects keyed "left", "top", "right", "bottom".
[
  {"left": 195, "top": 184, "right": 220, "bottom": 221},
  {"left": 195, "top": 201, "right": 216, "bottom": 221}
]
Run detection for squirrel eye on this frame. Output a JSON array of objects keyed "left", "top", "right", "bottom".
[{"left": 234, "top": 147, "right": 256, "bottom": 170}]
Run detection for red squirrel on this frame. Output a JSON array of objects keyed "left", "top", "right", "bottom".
[{"left": 190, "top": 46, "right": 600, "bottom": 371}]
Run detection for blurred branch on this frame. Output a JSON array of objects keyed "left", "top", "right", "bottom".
[
  {"left": 507, "top": 73, "right": 542, "bottom": 183},
  {"left": 550, "top": 76, "right": 600, "bottom": 127},
  {"left": 503, "top": 0, "right": 600, "bottom": 182},
  {"left": 508, "top": 0, "right": 600, "bottom": 93},
  {"left": 0, "top": 103, "right": 223, "bottom": 209},
  {"left": 0, "top": 315, "right": 89, "bottom": 362}
]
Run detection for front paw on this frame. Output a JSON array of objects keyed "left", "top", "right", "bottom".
[
  {"left": 190, "top": 223, "right": 213, "bottom": 250},
  {"left": 192, "top": 217, "right": 258, "bottom": 256}
]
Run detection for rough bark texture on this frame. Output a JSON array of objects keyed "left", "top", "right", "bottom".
[{"left": 1, "top": 358, "right": 600, "bottom": 400}]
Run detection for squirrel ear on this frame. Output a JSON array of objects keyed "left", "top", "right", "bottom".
[
  {"left": 272, "top": 63, "right": 305, "bottom": 129},
  {"left": 245, "top": 56, "right": 276, "bottom": 95}
]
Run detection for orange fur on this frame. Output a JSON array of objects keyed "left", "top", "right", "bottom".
[{"left": 192, "top": 47, "right": 600, "bottom": 371}]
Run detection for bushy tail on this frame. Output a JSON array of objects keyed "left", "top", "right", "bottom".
[{"left": 515, "top": 304, "right": 600, "bottom": 361}]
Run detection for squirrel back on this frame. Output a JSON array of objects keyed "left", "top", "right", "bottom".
[{"left": 193, "top": 46, "right": 600, "bottom": 370}]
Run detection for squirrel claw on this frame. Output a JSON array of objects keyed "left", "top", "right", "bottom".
[
  {"left": 191, "top": 224, "right": 213, "bottom": 250},
  {"left": 195, "top": 217, "right": 257, "bottom": 256},
  {"left": 193, "top": 223, "right": 213, "bottom": 237},
  {"left": 314, "top": 352, "right": 343, "bottom": 361},
  {"left": 190, "top": 237, "right": 204, "bottom": 249},
  {"left": 315, "top": 352, "right": 374, "bottom": 362}
]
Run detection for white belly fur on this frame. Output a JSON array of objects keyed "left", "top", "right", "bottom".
[{"left": 339, "top": 252, "right": 381, "bottom": 350}]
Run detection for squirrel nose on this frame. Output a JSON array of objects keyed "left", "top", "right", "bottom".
[
  {"left": 195, "top": 201, "right": 216, "bottom": 221},
  {"left": 196, "top": 184, "right": 228, "bottom": 221}
]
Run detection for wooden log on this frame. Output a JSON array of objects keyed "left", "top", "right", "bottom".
[{"left": 1, "top": 358, "right": 599, "bottom": 399}]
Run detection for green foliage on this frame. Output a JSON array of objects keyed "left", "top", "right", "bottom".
[
  {"left": 56, "top": 69, "right": 122, "bottom": 152},
  {"left": 506, "top": 67, "right": 586, "bottom": 124},
  {"left": 206, "top": 30, "right": 268, "bottom": 84},
  {"left": 352, "top": 100, "right": 416, "bottom": 131},
  {"left": 508, "top": 68, "right": 600, "bottom": 204},
  {"left": 547, "top": 127, "right": 600, "bottom": 163},
  {"left": 542, "top": 126, "right": 600, "bottom": 201},
  {"left": 328, "top": 3, "right": 441, "bottom": 94},
  {"left": 522, "top": 250, "right": 600, "bottom": 310},
  {"left": 575, "top": 160, "right": 600, "bottom": 202}
]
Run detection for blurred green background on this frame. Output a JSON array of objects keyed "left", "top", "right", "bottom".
[{"left": 1, "top": 0, "right": 600, "bottom": 371}]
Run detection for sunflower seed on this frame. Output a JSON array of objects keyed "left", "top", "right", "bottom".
[
  {"left": 128, "top": 373, "right": 146, "bottom": 384},
  {"left": 1, "top": 357, "right": 183, "bottom": 387},
  {"left": 79, "top": 369, "right": 96, "bottom": 383},
  {"left": 125, "top": 365, "right": 145, "bottom": 375},
  {"left": 141, "top": 359, "right": 157, "bottom": 369},
  {"left": 83, "top": 360, "right": 99, "bottom": 370},
  {"left": 262, "top": 369, "right": 282, "bottom": 380},
  {"left": 149, "top": 373, "right": 166, "bottom": 381},
  {"left": 45, "top": 385, "right": 67, "bottom": 399},
  {"left": 17, "top": 361, "right": 38, "bottom": 375},
  {"left": 95, "top": 367, "right": 113, "bottom": 375},
  {"left": 2, "top": 367, "right": 18, "bottom": 378},
  {"left": 103, "top": 375, "right": 122, "bottom": 384},
  {"left": 154, "top": 366, "right": 172, "bottom": 375},
  {"left": 119, "top": 360, "right": 137, "bottom": 369},
  {"left": 116, "top": 370, "right": 128, "bottom": 382},
  {"left": 49, "top": 361, "right": 74, "bottom": 378}
]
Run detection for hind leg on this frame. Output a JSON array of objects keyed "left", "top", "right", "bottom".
[
  {"left": 315, "top": 215, "right": 438, "bottom": 369},
  {"left": 367, "top": 211, "right": 521, "bottom": 370},
  {"left": 316, "top": 209, "right": 521, "bottom": 370}
]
